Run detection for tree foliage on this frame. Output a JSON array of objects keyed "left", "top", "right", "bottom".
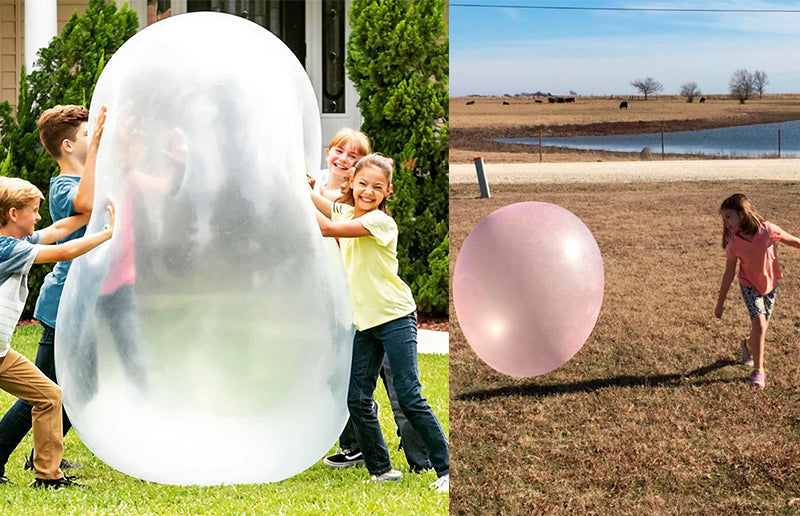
[
  {"left": 346, "top": 0, "right": 449, "bottom": 316},
  {"left": 680, "top": 81, "right": 701, "bottom": 102},
  {"left": 0, "top": 0, "right": 137, "bottom": 317},
  {"left": 630, "top": 77, "right": 663, "bottom": 100},
  {"left": 753, "top": 70, "right": 768, "bottom": 98},
  {"left": 729, "top": 69, "right": 761, "bottom": 104}
]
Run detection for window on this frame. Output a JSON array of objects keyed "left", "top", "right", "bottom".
[
  {"left": 321, "top": 0, "right": 345, "bottom": 113},
  {"left": 147, "top": 0, "right": 172, "bottom": 25}
]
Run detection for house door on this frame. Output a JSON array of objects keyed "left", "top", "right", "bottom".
[
  {"left": 185, "top": 1, "right": 305, "bottom": 66},
  {"left": 175, "top": 0, "right": 362, "bottom": 164}
]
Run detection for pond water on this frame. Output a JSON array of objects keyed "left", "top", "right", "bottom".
[{"left": 496, "top": 119, "right": 800, "bottom": 158}]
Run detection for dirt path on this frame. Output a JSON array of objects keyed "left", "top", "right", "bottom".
[{"left": 449, "top": 158, "right": 800, "bottom": 184}]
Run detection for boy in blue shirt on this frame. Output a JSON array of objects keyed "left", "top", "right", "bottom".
[
  {"left": 0, "top": 105, "right": 105, "bottom": 479},
  {"left": 0, "top": 176, "right": 114, "bottom": 487}
]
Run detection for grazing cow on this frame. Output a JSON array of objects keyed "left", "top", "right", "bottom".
[
  {"left": 699, "top": 97, "right": 706, "bottom": 103},
  {"left": 548, "top": 97, "right": 556, "bottom": 103},
  {"left": 565, "top": 97, "right": 575, "bottom": 103},
  {"left": 619, "top": 101, "right": 628, "bottom": 110},
  {"left": 503, "top": 101, "right": 510, "bottom": 105},
  {"left": 466, "top": 100, "right": 475, "bottom": 105},
  {"left": 534, "top": 99, "right": 543, "bottom": 104}
]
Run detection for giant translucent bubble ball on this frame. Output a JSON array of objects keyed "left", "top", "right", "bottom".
[
  {"left": 55, "top": 12, "right": 354, "bottom": 485},
  {"left": 453, "top": 202, "right": 604, "bottom": 378}
]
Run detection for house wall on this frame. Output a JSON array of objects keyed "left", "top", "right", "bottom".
[
  {"left": 0, "top": 0, "right": 88, "bottom": 110},
  {"left": 0, "top": 0, "right": 23, "bottom": 109}
]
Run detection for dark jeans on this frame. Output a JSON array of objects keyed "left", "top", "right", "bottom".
[
  {"left": 347, "top": 312, "right": 448, "bottom": 477},
  {"left": 339, "top": 356, "right": 432, "bottom": 472},
  {"left": 0, "top": 324, "right": 71, "bottom": 473}
]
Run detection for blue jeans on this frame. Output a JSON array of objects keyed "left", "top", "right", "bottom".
[
  {"left": 338, "top": 356, "right": 432, "bottom": 472},
  {"left": 0, "top": 324, "right": 72, "bottom": 473},
  {"left": 347, "top": 312, "right": 448, "bottom": 477}
]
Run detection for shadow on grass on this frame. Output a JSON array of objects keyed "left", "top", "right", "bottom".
[{"left": 457, "top": 358, "right": 743, "bottom": 401}]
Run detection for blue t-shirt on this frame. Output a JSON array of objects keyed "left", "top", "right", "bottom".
[
  {"left": 0, "top": 233, "right": 41, "bottom": 354},
  {"left": 33, "top": 175, "right": 86, "bottom": 327},
  {"left": 0, "top": 233, "right": 41, "bottom": 284}
]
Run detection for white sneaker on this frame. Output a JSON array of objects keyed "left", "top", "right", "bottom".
[
  {"left": 371, "top": 469, "right": 402, "bottom": 483},
  {"left": 430, "top": 473, "right": 449, "bottom": 493}
]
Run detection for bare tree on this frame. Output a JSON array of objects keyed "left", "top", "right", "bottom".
[
  {"left": 729, "top": 69, "right": 754, "bottom": 103},
  {"left": 753, "top": 70, "right": 768, "bottom": 98},
  {"left": 630, "top": 77, "right": 663, "bottom": 100},
  {"left": 680, "top": 81, "right": 701, "bottom": 103}
]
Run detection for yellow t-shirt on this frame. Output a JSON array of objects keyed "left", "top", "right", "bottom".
[{"left": 332, "top": 203, "right": 416, "bottom": 330}]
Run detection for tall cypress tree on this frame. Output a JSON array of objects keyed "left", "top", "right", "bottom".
[{"left": 346, "top": 0, "right": 449, "bottom": 316}]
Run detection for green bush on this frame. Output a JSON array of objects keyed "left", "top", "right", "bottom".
[
  {"left": 412, "top": 234, "right": 448, "bottom": 315},
  {"left": 346, "top": 0, "right": 449, "bottom": 317},
  {"left": 0, "top": 0, "right": 137, "bottom": 318}
]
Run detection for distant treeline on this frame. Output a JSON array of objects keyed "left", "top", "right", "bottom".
[{"left": 457, "top": 93, "right": 798, "bottom": 100}]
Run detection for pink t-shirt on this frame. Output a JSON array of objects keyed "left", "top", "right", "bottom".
[
  {"left": 726, "top": 221, "right": 782, "bottom": 295},
  {"left": 100, "top": 187, "right": 136, "bottom": 296}
]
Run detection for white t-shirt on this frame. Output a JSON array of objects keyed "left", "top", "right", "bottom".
[{"left": 312, "top": 168, "right": 330, "bottom": 193}]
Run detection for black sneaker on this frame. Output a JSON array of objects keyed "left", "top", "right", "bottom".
[
  {"left": 29, "top": 475, "right": 81, "bottom": 489},
  {"left": 24, "top": 453, "right": 82, "bottom": 471},
  {"left": 323, "top": 448, "right": 366, "bottom": 468}
]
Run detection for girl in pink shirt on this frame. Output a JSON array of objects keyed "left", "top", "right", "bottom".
[{"left": 714, "top": 193, "right": 800, "bottom": 388}]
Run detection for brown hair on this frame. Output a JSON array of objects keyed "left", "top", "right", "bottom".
[
  {"left": 720, "top": 193, "right": 765, "bottom": 248},
  {"left": 37, "top": 105, "right": 89, "bottom": 158},
  {"left": 0, "top": 177, "right": 44, "bottom": 227},
  {"left": 336, "top": 154, "right": 393, "bottom": 214},
  {"left": 327, "top": 128, "right": 371, "bottom": 157}
]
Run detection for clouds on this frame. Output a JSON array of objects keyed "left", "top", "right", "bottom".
[{"left": 450, "top": 1, "right": 800, "bottom": 96}]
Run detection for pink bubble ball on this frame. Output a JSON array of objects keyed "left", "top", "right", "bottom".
[{"left": 453, "top": 202, "right": 604, "bottom": 378}]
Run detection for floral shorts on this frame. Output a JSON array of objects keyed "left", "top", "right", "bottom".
[{"left": 740, "top": 284, "right": 777, "bottom": 321}]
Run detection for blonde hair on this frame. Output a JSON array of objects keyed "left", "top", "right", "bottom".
[
  {"left": 336, "top": 154, "right": 393, "bottom": 214},
  {"left": 0, "top": 177, "right": 44, "bottom": 227},
  {"left": 37, "top": 105, "right": 89, "bottom": 158},
  {"left": 327, "top": 128, "right": 371, "bottom": 157},
  {"left": 720, "top": 193, "right": 765, "bottom": 248}
]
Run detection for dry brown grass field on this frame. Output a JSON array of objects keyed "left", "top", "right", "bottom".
[
  {"left": 450, "top": 95, "right": 800, "bottom": 164},
  {"left": 450, "top": 180, "right": 800, "bottom": 515}
]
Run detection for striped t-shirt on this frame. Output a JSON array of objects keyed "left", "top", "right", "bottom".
[{"left": 0, "top": 233, "right": 41, "bottom": 356}]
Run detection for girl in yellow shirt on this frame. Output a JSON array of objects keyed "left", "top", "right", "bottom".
[{"left": 312, "top": 154, "right": 449, "bottom": 492}]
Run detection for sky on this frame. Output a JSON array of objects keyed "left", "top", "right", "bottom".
[{"left": 450, "top": 1, "right": 800, "bottom": 97}]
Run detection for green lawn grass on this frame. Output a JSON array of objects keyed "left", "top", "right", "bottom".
[{"left": 0, "top": 324, "right": 448, "bottom": 515}]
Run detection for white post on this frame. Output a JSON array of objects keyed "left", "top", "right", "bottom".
[
  {"left": 24, "top": 0, "right": 58, "bottom": 72},
  {"left": 129, "top": 0, "right": 148, "bottom": 30},
  {"left": 171, "top": 0, "right": 188, "bottom": 15},
  {"left": 473, "top": 156, "right": 491, "bottom": 198}
]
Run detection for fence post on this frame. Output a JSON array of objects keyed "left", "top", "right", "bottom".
[
  {"left": 539, "top": 129, "right": 543, "bottom": 162},
  {"left": 778, "top": 129, "right": 781, "bottom": 158},
  {"left": 473, "top": 156, "right": 491, "bottom": 198},
  {"left": 661, "top": 131, "right": 665, "bottom": 159}
]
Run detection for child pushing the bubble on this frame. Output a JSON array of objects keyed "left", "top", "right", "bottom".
[
  {"left": 0, "top": 105, "right": 106, "bottom": 481},
  {"left": 314, "top": 129, "right": 433, "bottom": 474},
  {"left": 0, "top": 176, "right": 114, "bottom": 488},
  {"left": 313, "top": 128, "right": 370, "bottom": 200},
  {"left": 311, "top": 154, "right": 449, "bottom": 492},
  {"left": 715, "top": 193, "right": 800, "bottom": 388}
]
